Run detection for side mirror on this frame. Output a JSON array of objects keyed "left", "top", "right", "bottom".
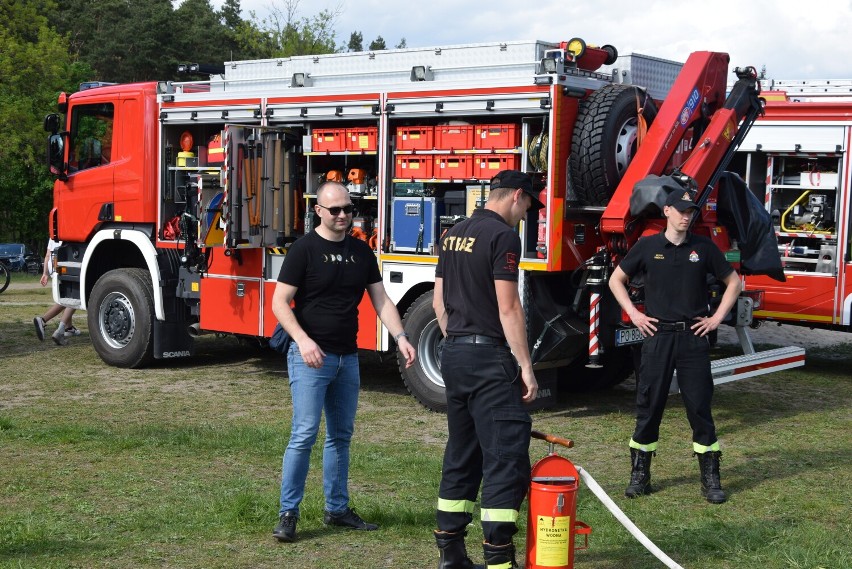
[
  {"left": 44, "top": 113, "right": 60, "bottom": 134},
  {"left": 47, "top": 133, "right": 67, "bottom": 180}
]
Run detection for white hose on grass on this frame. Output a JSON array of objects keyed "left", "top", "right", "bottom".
[{"left": 577, "top": 466, "right": 685, "bottom": 569}]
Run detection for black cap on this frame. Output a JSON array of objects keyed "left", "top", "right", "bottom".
[
  {"left": 490, "top": 170, "right": 544, "bottom": 210},
  {"left": 665, "top": 189, "right": 699, "bottom": 212}
]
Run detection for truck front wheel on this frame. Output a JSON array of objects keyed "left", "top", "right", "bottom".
[
  {"left": 87, "top": 268, "right": 155, "bottom": 368},
  {"left": 398, "top": 290, "right": 447, "bottom": 413}
]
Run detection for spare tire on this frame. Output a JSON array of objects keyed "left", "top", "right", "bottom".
[{"left": 570, "top": 85, "right": 658, "bottom": 206}]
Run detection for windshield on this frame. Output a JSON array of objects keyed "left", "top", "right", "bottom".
[{"left": 0, "top": 244, "right": 24, "bottom": 256}]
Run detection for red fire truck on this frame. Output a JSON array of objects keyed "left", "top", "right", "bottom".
[
  {"left": 731, "top": 79, "right": 852, "bottom": 331},
  {"left": 43, "top": 38, "right": 805, "bottom": 411}
]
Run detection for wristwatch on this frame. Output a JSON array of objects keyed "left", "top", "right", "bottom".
[{"left": 394, "top": 331, "right": 409, "bottom": 341}]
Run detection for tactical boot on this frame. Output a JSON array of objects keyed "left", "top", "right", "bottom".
[
  {"left": 434, "top": 530, "right": 483, "bottom": 569},
  {"left": 697, "top": 450, "right": 727, "bottom": 504},
  {"left": 482, "top": 542, "right": 517, "bottom": 569},
  {"left": 625, "top": 448, "right": 654, "bottom": 498}
]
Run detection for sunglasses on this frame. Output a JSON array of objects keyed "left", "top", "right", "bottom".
[{"left": 316, "top": 203, "right": 354, "bottom": 216}]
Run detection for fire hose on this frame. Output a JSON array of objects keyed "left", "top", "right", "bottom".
[{"left": 576, "top": 466, "right": 685, "bottom": 569}]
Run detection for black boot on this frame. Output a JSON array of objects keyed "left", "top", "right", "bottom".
[
  {"left": 434, "top": 530, "right": 483, "bottom": 569},
  {"left": 696, "top": 450, "right": 727, "bottom": 504},
  {"left": 625, "top": 448, "right": 654, "bottom": 498},
  {"left": 482, "top": 542, "right": 517, "bottom": 569}
]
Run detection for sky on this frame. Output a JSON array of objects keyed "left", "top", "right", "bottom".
[{"left": 208, "top": 0, "right": 852, "bottom": 80}]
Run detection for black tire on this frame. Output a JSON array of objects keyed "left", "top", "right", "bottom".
[
  {"left": 557, "top": 345, "right": 636, "bottom": 392},
  {"left": 570, "top": 84, "right": 658, "bottom": 206},
  {"left": 0, "top": 263, "right": 9, "bottom": 294},
  {"left": 398, "top": 290, "right": 447, "bottom": 413},
  {"left": 87, "top": 268, "right": 155, "bottom": 368}
]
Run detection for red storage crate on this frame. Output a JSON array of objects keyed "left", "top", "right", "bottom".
[
  {"left": 395, "top": 155, "right": 433, "bottom": 179},
  {"left": 312, "top": 128, "right": 347, "bottom": 152},
  {"left": 347, "top": 127, "right": 378, "bottom": 151},
  {"left": 474, "top": 154, "right": 520, "bottom": 178},
  {"left": 434, "top": 155, "right": 473, "bottom": 179},
  {"left": 397, "top": 126, "right": 434, "bottom": 150},
  {"left": 435, "top": 124, "right": 474, "bottom": 150},
  {"left": 475, "top": 123, "right": 519, "bottom": 150}
]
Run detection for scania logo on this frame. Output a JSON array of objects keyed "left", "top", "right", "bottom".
[{"left": 162, "top": 350, "right": 191, "bottom": 358}]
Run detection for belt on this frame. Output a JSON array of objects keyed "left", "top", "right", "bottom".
[
  {"left": 446, "top": 334, "right": 508, "bottom": 347},
  {"left": 655, "top": 321, "right": 689, "bottom": 331}
]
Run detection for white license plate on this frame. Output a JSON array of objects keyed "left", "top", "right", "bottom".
[{"left": 615, "top": 327, "right": 644, "bottom": 346}]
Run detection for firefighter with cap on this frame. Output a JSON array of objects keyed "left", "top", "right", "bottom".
[
  {"left": 609, "top": 188, "right": 741, "bottom": 504},
  {"left": 432, "top": 170, "right": 543, "bottom": 568}
]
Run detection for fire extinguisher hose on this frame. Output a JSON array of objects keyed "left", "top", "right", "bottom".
[{"left": 576, "top": 466, "right": 685, "bottom": 569}]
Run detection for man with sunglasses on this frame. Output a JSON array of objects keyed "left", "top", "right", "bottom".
[
  {"left": 432, "top": 170, "right": 542, "bottom": 568},
  {"left": 271, "top": 181, "right": 416, "bottom": 542}
]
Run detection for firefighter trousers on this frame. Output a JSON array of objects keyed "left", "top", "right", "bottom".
[
  {"left": 437, "top": 342, "right": 532, "bottom": 545},
  {"left": 632, "top": 329, "right": 718, "bottom": 448}
]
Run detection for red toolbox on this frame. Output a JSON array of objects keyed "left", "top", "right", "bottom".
[
  {"left": 475, "top": 123, "right": 519, "bottom": 150},
  {"left": 395, "top": 155, "right": 433, "bottom": 179},
  {"left": 435, "top": 124, "right": 474, "bottom": 150},
  {"left": 474, "top": 154, "right": 520, "bottom": 178},
  {"left": 312, "top": 128, "right": 347, "bottom": 152},
  {"left": 434, "top": 154, "right": 474, "bottom": 179},
  {"left": 347, "top": 127, "right": 378, "bottom": 151},
  {"left": 396, "top": 126, "right": 434, "bottom": 150}
]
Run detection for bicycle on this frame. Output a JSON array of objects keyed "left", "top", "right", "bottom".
[{"left": 0, "top": 261, "right": 9, "bottom": 294}]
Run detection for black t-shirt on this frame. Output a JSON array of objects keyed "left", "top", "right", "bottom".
[
  {"left": 277, "top": 231, "right": 382, "bottom": 354},
  {"left": 617, "top": 231, "right": 734, "bottom": 322},
  {"left": 435, "top": 208, "right": 520, "bottom": 339}
]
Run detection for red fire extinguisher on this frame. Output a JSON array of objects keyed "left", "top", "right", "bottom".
[
  {"left": 536, "top": 189, "right": 548, "bottom": 259},
  {"left": 526, "top": 431, "right": 591, "bottom": 569}
]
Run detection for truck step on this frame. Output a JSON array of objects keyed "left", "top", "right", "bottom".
[{"left": 670, "top": 346, "right": 806, "bottom": 393}]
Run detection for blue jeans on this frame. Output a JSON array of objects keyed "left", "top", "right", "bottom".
[{"left": 279, "top": 345, "right": 360, "bottom": 517}]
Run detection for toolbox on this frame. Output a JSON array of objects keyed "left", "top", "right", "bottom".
[
  {"left": 391, "top": 197, "right": 444, "bottom": 253},
  {"left": 346, "top": 127, "right": 378, "bottom": 151},
  {"left": 395, "top": 155, "right": 433, "bottom": 179},
  {"left": 396, "top": 126, "right": 434, "bottom": 150},
  {"left": 475, "top": 123, "right": 519, "bottom": 150},
  {"left": 474, "top": 154, "right": 520, "bottom": 178},
  {"left": 434, "top": 155, "right": 474, "bottom": 179},
  {"left": 435, "top": 124, "right": 474, "bottom": 150},
  {"left": 312, "top": 128, "right": 347, "bottom": 152}
]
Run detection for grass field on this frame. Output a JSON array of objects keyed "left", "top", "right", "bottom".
[{"left": 1, "top": 276, "right": 850, "bottom": 568}]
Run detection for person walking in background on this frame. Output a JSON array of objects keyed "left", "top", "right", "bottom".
[
  {"left": 271, "top": 181, "right": 415, "bottom": 543},
  {"left": 33, "top": 239, "right": 79, "bottom": 346},
  {"left": 432, "top": 170, "right": 541, "bottom": 569},
  {"left": 609, "top": 188, "right": 741, "bottom": 504}
]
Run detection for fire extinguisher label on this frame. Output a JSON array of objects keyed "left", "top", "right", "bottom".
[{"left": 535, "top": 515, "right": 571, "bottom": 566}]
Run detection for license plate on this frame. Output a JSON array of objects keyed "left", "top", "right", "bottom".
[{"left": 615, "top": 327, "right": 644, "bottom": 346}]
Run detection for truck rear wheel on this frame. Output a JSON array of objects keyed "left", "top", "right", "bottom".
[
  {"left": 398, "top": 290, "right": 447, "bottom": 413},
  {"left": 88, "top": 268, "right": 155, "bottom": 368},
  {"left": 570, "top": 84, "right": 658, "bottom": 206},
  {"left": 558, "top": 345, "right": 636, "bottom": 392}
]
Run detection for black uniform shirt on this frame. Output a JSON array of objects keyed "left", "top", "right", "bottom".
[
  {"left": 617, "top": 231, "right": 734, "bottom": 322},
  {"left": 435, "top": 208, "right": 521, "bottom": 339},
  {"left": 277, "top": 231, "right": 381, "bottom": 354}
]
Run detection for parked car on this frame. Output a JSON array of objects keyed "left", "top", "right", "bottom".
[{"left": 0, "top": 243, "right": 42, "bottom": 274}]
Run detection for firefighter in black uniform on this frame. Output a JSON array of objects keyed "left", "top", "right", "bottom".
[
  {"left": 432, "top": 170, "right": 542, "bottom": 569},
  {"left": 609, "top": 189, "right": 741, "bottom": 504}
]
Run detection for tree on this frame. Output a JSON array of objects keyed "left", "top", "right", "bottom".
[
  {"left": 395, "top": 38, "right": 407, "bottom": 49},
  {"left": 368, "top": 36, "right": 386, "bottom": 51},
  {"left": 237, "top": 0, "right": 342, "bottom": 58},
  {"left": 0, "top": 0, "right": 90, "bottom": 245},
  {"left": 347, "top": 31, "right": 363, "bottom": 52}
]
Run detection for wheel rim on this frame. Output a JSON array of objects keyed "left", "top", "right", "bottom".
[
  {"left": 98, "top": 291, "right": 136, "bottom": 349},
  {"left": 417, "top": 318, "right": 445, "bottom": 389},
  {"left": 613, "top": 116, "right": 638, "bottom": 177}
]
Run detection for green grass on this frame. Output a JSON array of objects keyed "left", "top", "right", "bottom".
[{"left": 1, "top": 281, "right": 850, "bottom": 568}]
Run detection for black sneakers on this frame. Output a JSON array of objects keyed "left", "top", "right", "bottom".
[
  {"left": 323, "top": 507, "right": 378, "bottom": 531},
  {"left": 272, "top": 512, "right": 297, "bottom": 542}
]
